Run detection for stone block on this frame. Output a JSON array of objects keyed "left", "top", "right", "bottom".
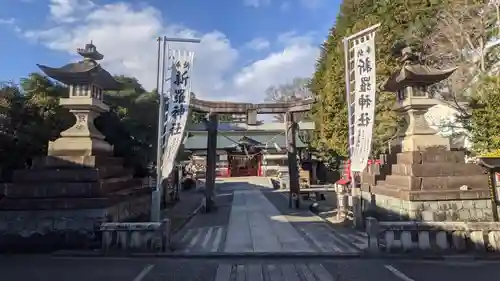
[
  {"left": 420, "top": 175, "right": 488, "bottom": 191},
  {"left": 384, "top": 175, "right": 420, "bottom": 190},
  {"left": 474, "top": 200, "right": 488, "bottom": 209},
  {"left": 100, "top": 219, "right": 170, "bottom": 253},
  {"left": 470, "top": 231, "right": 486, "bottom": 251},
  {"left": 384, "top": 231, "right": 397, "bottom": 252},
  {"left": 408, "top": 189, "right": 490, "bottom": 201},
  {"left": 418, "top": 231, "right": 431, "bottom": 250},
  {"left": 420, "top": 151, "right": 465, "bottom": 164},
  {"left": 33, "top": 155, "right": 124, "bottom": 169},
  {"left": 2, "top": 176, "right": 139, "bottom": 198},
  {"left": 451, "top": 231, "right": 467, "bottom": 251},
  {"left": 12, "top": 166, "right": 131, "bottom": 183},
  {"left": 435, "top": 231, "right": 449, "bottom": 250},
  {"left": 401, "top": 231, "right": 414, "bottom": 250},
  {"left": 397, "top": 152, "right": 422, "bottom": 164},
  {"left": 0, "top": 188, "right": 150, "bottom": 210},
  {"left": 488, "top": 231, "right": 500, "bottom": 252},
  {"left": 422, "top": 211, "right": 435, "bottom": 221},
  {"left": 391, "top": 163, "right": 486, "bottom": 177}
]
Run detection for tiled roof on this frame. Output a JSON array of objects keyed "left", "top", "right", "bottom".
[
  {"left": 186, "top": 121, "right": 315, "bottom": 132},
  {"left": 184, "top": 132, "right": 308, "bottom": 150}
]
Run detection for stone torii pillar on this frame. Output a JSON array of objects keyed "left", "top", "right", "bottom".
[
  {"left": 286, "top": 112, "right": 300, "bottom": 208},
  {"left": 204, "top": 112, "right": 218, "bottom": 211}
]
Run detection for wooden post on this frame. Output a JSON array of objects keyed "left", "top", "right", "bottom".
[
  {"left": 205, "top": 113, "right": 218, "bottom": 212},
  {"left": 286, "top": 112, "right": 300, "bottom": 208}
]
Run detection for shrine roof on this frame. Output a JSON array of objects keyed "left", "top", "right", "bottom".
[
  {"left": 183, "top": 133, "right": 308, "bottom": 150},
  {"left": 186, "top": 121, "right": 315, "bottom": 131}
]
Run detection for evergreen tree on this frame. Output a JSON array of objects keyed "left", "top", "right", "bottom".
[
  {"left": 467, "top": 76, "right": 500, "bottom": 155},
  {"left": 310, "top": 0, "right": 450, "bottom": 160}
]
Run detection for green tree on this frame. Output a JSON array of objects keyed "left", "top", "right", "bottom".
[
  {"left": 96, "top": 76, "right": 158, "bottom": 176},
  {"left": 0, "top": 74, "right": 73, "bottom": 180},
  {"left": 310, "top": 0, "right": 450, "bottom": 161},
  {"left": 466, "top": 76, "right": 500, "bottom": 154}
]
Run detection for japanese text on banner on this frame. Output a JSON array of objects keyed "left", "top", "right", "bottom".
[
  {"left": 161, "top": 50, "right": 195, "bottom": 180},
  {"left": 351, "top": 35, "right": 376, "bottom": 172}
]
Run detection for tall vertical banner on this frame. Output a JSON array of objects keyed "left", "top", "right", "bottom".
[
  {"left": 161, "top": 49, "right": 195, "bottom": 180},
  {"left": 343, "top": 24, "right": 379, "bottom": 172}
]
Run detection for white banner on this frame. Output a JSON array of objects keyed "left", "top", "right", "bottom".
[
  {"left": 344, "top": 25, "right": 378, "bottom": 172},
  {"left": 161, "top": 49, "right": 195, "bottom": 180}
]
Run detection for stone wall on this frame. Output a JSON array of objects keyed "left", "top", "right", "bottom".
[
  {"left": 0, "top": 195, "right": 150, "bottom": 252},
  {"left": 365, "top": 218, "right": 500, "bottom": 253},
  {"left": 362, "top": 192, "right": 497, "bottom": 222}
]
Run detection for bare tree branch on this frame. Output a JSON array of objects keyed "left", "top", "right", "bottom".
[
  {"left": 264, "top": 77, "right": 312, "bottom": 122},
  {"left": 408, "top": 1, "right": 500, "bottom": 121}
]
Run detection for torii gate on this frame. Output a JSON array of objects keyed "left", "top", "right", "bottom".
[{"left": 189, "top": 97, "right": 315, "bottom": 211}]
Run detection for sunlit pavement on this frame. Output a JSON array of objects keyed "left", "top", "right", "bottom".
[{"left": 171, "top": 177, "right": 366, "bottom": 255}]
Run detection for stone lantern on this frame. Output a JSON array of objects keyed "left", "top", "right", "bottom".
[
  {"left": 358, "top": 46, "right": 493, "bottom": 223},
  {"left": 382, "top": 47, "right": 458, "bottom": 152},
  {"left": 0, "top": 43, "right": 152, "bottom": 252},
  {"left": 37, "top": 42, "right": 121, "bottom": 156}
]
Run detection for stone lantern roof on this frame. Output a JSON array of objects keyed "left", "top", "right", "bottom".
[
  {"left": 382, "top": 47, "right": 457, "bottom": 92},
  {"left": 36, "top": 41, "right": 122, "bottom": 90}
]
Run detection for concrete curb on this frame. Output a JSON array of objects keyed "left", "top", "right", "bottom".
[{"left": 49, "top": 250, "right": 500, "bottom": 260}]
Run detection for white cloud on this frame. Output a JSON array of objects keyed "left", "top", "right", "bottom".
[
  {"left": 0, "top": 17, "right": 21, "bottom": 33},
  {"left": 21, "top": 0, "right": 319, "bottom": 103},
  {"left": 0, "top": 18, "right": 15, "bottom": 25},
  {"left": 243, "top": 0, "right": 270, "bottom": 8},
  {"left": 299, "top": 0, "right": 325, "bottom": 9},
  {"left": 279, "top": 2, "right": 291, "bottom": 12},
  {"left": 232, "top": 41, "right": 319, "bottom": 102},
  {"left": 245, "top": 38, "right": 270, "bottom": 51},
  {"left": 243, "top": 0, "right": 324, "bottom": 9},
  {"left": 48, "top": 0, "right": 95, "bottom": 23}
]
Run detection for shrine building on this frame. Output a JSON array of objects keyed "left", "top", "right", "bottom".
[{"left": 184, "top": 120, "right": 315, "bottom": 177}]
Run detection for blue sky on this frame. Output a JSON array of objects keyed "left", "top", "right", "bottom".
[{"left": 0, "top": 0, "right": 338, "bottom": 102}]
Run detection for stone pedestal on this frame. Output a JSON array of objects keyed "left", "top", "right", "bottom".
[
  {"left": 48, "top": 97, "right": 113, "bottom": 156},
  {"left": 396, "top": 98, "right": 450, "bottom": 152},
  {"left": 0, "top": 155, "right": 150, "bottom": 252},
  {"left": 361, "top": 150, "right": 493, "bottom": 222}
]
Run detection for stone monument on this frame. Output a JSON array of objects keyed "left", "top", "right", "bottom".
[
  {"left": 0, "top": 43, "right": 151, "bottom": 252},
  {"left": 361, "top": 47, "right": 494, "bottom": 222}
]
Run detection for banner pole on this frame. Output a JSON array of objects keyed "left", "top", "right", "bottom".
[
  {"left": 151, "top": 37, "right": 168, "bottom": 222},
  {"left": 152, "top": 37, "right": 201, "bottom": 222},
  {"left": 342, "top": 24, "right": 380, "bottom": 229}
]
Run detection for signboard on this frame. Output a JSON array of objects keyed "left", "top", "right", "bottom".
[
  {"left": 160, "top": 50, "right": 195, "bottom": 180},
  {"left": 343, "top": 24, "right": 379, "bottom": 172}
]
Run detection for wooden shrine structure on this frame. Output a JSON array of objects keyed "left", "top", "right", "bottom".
[{"left": 189, "top": 97, "right": 315, "bottom": 210}]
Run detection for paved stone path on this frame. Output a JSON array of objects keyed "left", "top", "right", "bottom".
[
  {"left": 172, "top": 177, "right": 367, "bottom": 254},
  {"left": 215, "top": 262, "right": 334, "bottom": 281}
]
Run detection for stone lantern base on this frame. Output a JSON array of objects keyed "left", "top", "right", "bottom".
[
  {"left": 48, "top": 136, "right": 113, "bottom": 156},
  {"left": 361, "top": 150, "right": 496, "bottom": 222},
  {"left": 402, "top": 134, "right": 450, "bottom": 152},
  {"left": 0, "top": 155, "right": 151, "bottom": 252},
  {"left": 47, "top": 98, "right": 114, "bottom": 156}
]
